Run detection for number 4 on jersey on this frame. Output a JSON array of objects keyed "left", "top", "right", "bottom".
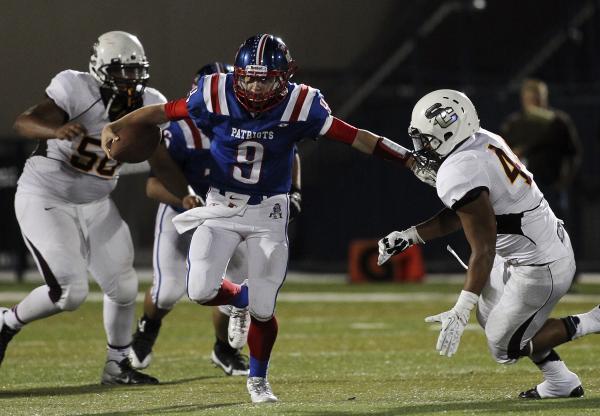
[{"left": 487, "top": 144, "right": 532, "bottom": 185}]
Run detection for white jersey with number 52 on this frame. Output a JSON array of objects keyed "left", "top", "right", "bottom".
[
  {"left": 17, "top": 70, "right": 166, "bottom": 204},
  {"left": 436, "top": 128, "right": 570, "bottom": 265}
]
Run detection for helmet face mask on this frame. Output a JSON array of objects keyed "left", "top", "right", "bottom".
[
  {"left": 234, "top": 67, "right": 287, "bottom": 112},
  {"left": 409, "top": 127, "right": 442, "bottom": 178},
  {"left": 89, "top": 31, "right": 150, "bottom": 100},
  {"left": 408, "top": 89, "right": 480, "bottom": 168},
  {"left": 105, "top": 63, "right": 149, "bottom": 97},
  {"left": 233, "top": 34, "right": 296, "bottom": 113}
]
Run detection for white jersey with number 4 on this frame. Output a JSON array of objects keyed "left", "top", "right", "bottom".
[
  {"left": 436, "top": 128, "right": 569, "bottom": 265},
  {"left": 17, "top": 70, "right": 166, "bottom": 204}
]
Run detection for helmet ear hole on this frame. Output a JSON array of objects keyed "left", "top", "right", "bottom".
[{"left": 444, "top": 132, "right": 453, "bottom": 140}]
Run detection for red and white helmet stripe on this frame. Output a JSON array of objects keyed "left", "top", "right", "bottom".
[{"left": 256, "top": 34, "right": 270, "bottom": 65}]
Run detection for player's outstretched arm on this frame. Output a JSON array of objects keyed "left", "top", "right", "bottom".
[
  {"left": 101, "top": 103, "right": 169, "bottom": 158},
  {"left": 322, "top": 117, "right": 411, "bottom": 166},
  {"left": 377, "top": 208, "right": 462, "bottom": 266},
  {"left": 13, "top": 97, "right": 87, "bottom": 141}
]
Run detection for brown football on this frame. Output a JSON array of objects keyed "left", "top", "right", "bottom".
[{"left": 109, "top": 123, "right": 161, "bottom": 163}]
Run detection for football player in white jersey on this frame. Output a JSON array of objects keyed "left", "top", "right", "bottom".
[
  {"left": 378, "top": 89, "right": 600, "bottom": 399},
  {"left": 0, "top": 31, "right": 194, "bottom": 385}
]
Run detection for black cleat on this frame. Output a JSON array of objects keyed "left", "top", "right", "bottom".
[
  {"left": 101, "top": 358, "right": 159, "bottom": 385},
  {"left": 519, "top": 385, "right": 584, "bottom": 399},
  {"left": 130, "top": 315, "right": 161, "bottom": 369},
  {"left": 211, "top": 343, "right": 249, "bottom": 376},
  {"left": 0, "top": 308, "right": 19, "bottom": 367}
]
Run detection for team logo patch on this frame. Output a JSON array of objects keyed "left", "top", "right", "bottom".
[{"left": 269, "top": 203, "right": 283, "bottom": 219}]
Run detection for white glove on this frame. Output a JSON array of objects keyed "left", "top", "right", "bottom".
[
  {"left": 409, "top": 148, "right": 438, "bottom": 187},
  {"left": 377, "top": 226, "right": 424, "bottom": 266},
  {"left": 425, "top": 290, "right": 479, "bottom": 357},
  {"left": 411, "top": 162, "right": 437, "bottom": 187}
]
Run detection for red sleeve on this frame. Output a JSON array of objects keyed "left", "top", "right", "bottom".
[
  {"left": 323, "top": 117, "right": 358, "bottom": 144},
  {"left": 373, "top": 138, "right": 409, "bottom": 166},
  {"left": 164, "top": 98, "right": 189, "bottom": 120}
]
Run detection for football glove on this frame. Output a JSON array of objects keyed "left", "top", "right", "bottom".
[
  {"left": 377, "top": 226, "right": 424, "bottom": 266},
  {"left": 425, "top": 290, "right": 479, "bottom": 357},
  {"left": 289, "top": 187, "right": 302, "bottom": 223},
  {"left": 411, "top": 161, "right": 437, "bottom": 187}
]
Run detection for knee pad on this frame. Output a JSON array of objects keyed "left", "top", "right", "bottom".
[
  {"left": 57, "top": 279, "right": 89, "bottom": 311},
  {"left": 187, "top": 285, "right": 220, "bottom": 303},
  {"left": 105, "top": 268, "right": 138, "bottom": 306},
  {"left": 186, "top": 264, "right": 223, "bottom": 304},
  {"left": 485, "top": 329, "right": 517, "bottom": 364},
  {"left": 249, "top": 308, "right": 274, "bottom": 322},
  {"left": 154, "top": 282, "right": 186, "bottom": 310}
]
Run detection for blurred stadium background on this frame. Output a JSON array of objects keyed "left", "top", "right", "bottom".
[{"left": 1, "top": 0, "right": 599, "bottom": 281}]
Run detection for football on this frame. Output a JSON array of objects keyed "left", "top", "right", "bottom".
[{"left": 109, "top": 123, "right": 161, "bottom": 163}]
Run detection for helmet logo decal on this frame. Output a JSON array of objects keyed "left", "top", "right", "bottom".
[
  {"left": 244, "top": 64, "right": 268, "bottom": 76},
  {"left": 425, "top": 103, "right": 458, "bottom": 129}
]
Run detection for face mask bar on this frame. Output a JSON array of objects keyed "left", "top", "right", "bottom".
[
  {"left": 233, "top": 67, "right": 287, "bottom": 112},
  {"left": 103, "top": 63, "right": 150, "bottom": 97},
  {"left": 408, "top": 127, "right": 442, "bottom": 173}
]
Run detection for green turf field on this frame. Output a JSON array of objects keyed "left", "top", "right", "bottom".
[{"left": 0, "top": 281, "right": 599, "bottom": 415}]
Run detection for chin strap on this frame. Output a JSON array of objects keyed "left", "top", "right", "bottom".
[{"left": 103, "top": 93, "right": 116, "bottom": 120}]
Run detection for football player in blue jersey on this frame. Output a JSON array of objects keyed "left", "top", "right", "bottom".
[
  {"left": 129, "top": 62, "right": 302, "bottom": 377},
  {"left": 101, "top": 34, "right": 414, "bottom": 403}
]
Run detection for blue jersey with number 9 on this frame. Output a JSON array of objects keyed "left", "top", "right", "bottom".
[{"left": 185, "top": 73, "right": 332, "bottom": 197}]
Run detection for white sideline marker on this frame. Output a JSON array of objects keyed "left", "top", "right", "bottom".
[{"left": 446, "top": 245, "right": 468, "bottom": 270}]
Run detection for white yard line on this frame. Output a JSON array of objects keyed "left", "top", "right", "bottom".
[
  {"left": 3, "top": 270, "right": 600, "bottom": 284},
  {"left": 0, "top": 291, "right": 597, "bottom": 304}
]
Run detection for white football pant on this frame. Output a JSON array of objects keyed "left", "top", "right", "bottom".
[
  {"left": 150, "top": 203, "right": 248, "bottom": 313},
  {"left": 186, "top": 190, "right": 289, "bottom": 321},
  {"left": 476, "top": 230, "right": 576, "bottom": 363},
  {"left": 14, "top": 192, "right": 137, "bottom": 347}
]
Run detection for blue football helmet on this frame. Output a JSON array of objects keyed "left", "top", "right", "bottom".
[
  {"left": 233, "top": 34, "right": 297, "bottom": 112},
  {"left": 192, "top": 62, "right": 233, "bottom": 89}
]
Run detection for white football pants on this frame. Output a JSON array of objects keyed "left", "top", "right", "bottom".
[
  {"left": 14, "top": 191, "right": 137, "bottom": 347},
  {"left": 186, "top": 190, "right": 289, "bottom": 321},
  {"left": 150, "top": 203, "right": 247, "bottom": 311},
  {"left": 476, "top": 231, "right": 576, "bottom": 363}
]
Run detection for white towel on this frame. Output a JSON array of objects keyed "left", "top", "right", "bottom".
[{"left": 172, "top": 191, "right": 250, "bottom": 234}]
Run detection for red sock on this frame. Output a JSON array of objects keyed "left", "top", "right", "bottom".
[
  {"left": 248, "top": 316, "right": 278, "bottom": 361},
  {"left": 201, "top": 279, "right": 240, "bottom": 306}
]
